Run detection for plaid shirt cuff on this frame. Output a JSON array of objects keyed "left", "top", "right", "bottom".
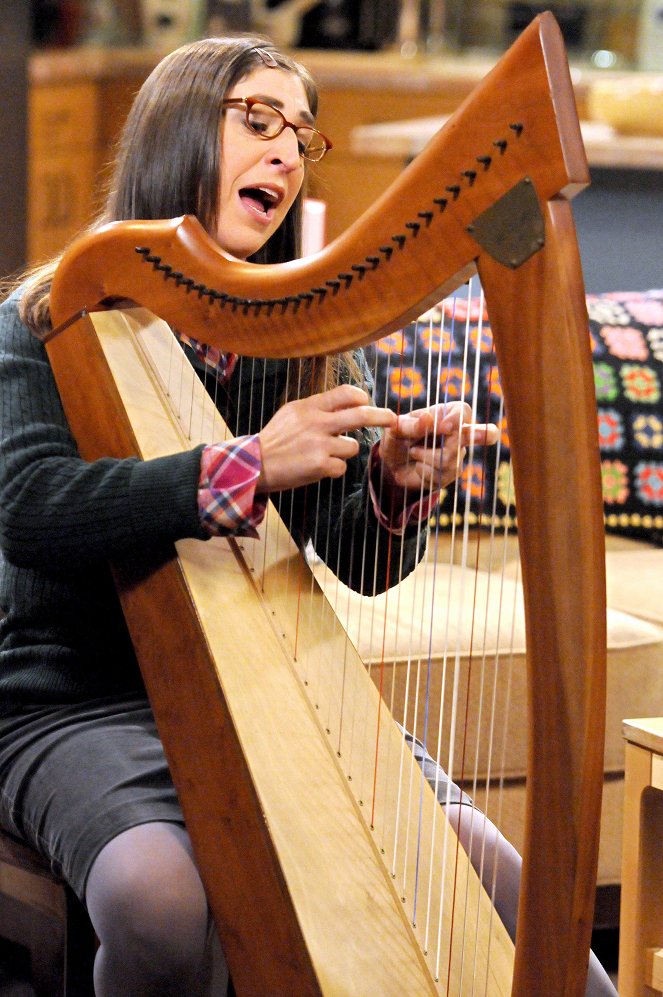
[
  {"left": 369, "top": 443, "right": 439, "bottom": 535},
  {"left": 198, "top": 436, "right": 267, "bottom": 538}
]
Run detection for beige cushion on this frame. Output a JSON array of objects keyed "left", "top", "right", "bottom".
[
  {"left": 314, "top": 531, "right": 663, "bottom": 892},
  {"left": 316, "top": 547, "right": 663, "bottom": 779},
  {"left": 606, "top": 547, "right": 663, "bottom": 626},
  {"left": 470, "top": 773, "right": 624, "bottom": 887}
]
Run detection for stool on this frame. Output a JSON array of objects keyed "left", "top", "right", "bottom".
[
  {"left": 0, "top": 830, "right": 96, "bottom": 996},
  {"left": 618, "top": 718, "right": 663, "bottom": 995}
]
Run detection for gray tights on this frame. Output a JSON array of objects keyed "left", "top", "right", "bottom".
[
  {"left": 85, "top": 822, "right": 227, "bottom": 997},
  {"left": 85, "top": 813, "right": 615, "bottom": 997}
]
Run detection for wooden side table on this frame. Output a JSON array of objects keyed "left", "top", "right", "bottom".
[{"left": 619, "top": 718, "right": 663, "bottom": 995}]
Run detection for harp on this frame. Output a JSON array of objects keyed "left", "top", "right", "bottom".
[{"left": 45, "top": 12, "right": 606, "bottom": 996}]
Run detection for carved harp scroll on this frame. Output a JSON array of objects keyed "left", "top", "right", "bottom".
[{"left": 46, "top": 11, "right": 606, "bottom": 997}]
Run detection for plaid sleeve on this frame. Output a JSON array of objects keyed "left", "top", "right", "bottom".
[
  {"left": 198, "top": 436, "right": 267, "bottom": 538},
  {"left": 368, "top": 442, "right": 439, "bottom": 535}
]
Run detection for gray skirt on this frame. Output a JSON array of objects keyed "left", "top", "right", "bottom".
[
  {"left": 0, "top": 694, "right": 183, "bottom": 900},
  {"left": 0, "top": 694, "right": 471, "bottom": 903}
]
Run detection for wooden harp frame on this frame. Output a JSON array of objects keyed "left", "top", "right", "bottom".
[{"left": 45, "top": 12, "right": 606, "bottom": 996}]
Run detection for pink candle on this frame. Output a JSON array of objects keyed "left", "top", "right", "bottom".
[{"left": 302, "top": 198, "right": 327, "bottom": 256}]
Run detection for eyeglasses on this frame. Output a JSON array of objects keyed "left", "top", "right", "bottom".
[{"left": 221, "top": 97, "right": 332, "bottom": 163}]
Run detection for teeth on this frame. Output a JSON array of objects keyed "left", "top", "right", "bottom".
[{"left": 256, "top": 187, "right": 279, "bottom": 204}]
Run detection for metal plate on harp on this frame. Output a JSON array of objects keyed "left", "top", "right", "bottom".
[{"left": 467, "top": 176, "right": 545, "bottom": 269}]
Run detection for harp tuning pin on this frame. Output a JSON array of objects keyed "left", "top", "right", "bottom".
[
  {"left": 509, "top": 122, "right": 524, "bottom": 135},
  {"left": 493, "top": 139, "right": 508, "bottom": 153},
  {"left": 365, "top": 256, "right": 380, "bottom": 268},
  {"left": 391, "top": 234, "right": 406, "bottom": 248},
  {"left": 461, "top": 170, "right": 477, "bottom": 185},
  {"left": 378, "top": 245, "right": 394, "bottom": 258},
  {"left": 445, "top": 185, "right": 461, "bottom": 199},
  {"left": 405, "top": 221, "right": 420, "bottom": 234}
]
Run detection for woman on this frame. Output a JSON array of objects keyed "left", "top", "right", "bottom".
[{"left": 0, "top": 35, "right": 613, "bottom": 997}]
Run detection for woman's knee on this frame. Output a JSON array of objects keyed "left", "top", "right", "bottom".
[{"left": 86, "top": 822, "right": 210, "bottom": 966}]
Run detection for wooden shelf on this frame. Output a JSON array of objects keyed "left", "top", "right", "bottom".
[{"left": 350, "top": 116, "right": 663, "bottom": 172}]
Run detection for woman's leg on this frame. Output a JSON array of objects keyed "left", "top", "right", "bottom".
[
  {"left": 447, "top": 804, "right": 617, "bottom": 996},
  {"left": 85, "top": 822, "right": 228, "bottom": 997}
]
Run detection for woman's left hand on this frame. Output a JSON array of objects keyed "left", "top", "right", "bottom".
[{"left": 378, "top": 401, "right": 499, "bottom": 493}]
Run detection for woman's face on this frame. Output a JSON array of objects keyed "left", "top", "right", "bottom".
[{"left": 216, "top": 65, "right": 310, "bottom": 259}]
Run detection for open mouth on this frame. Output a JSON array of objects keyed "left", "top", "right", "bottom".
[{"left": 239, "top": 185, "right": 284, "bottom": 218}]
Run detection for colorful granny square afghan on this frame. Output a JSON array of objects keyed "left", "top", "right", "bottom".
[
  {"left": 590, "top": 289, "right": 663, "bottom": 544},
  {"left": 368, "top": 289, "right": 663, "bottom": 545}
]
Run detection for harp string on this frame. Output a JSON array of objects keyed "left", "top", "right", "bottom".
[
  {"left": 411, "top": 304, "right": 449, "bottom": 928},
  {"left": 129, "top": 293, "right": 522, "bottom": 983},
  {"left": 363, "top": 318, "right": 422, "bottom": 869},
  {"left": 429, "top": 292, "right": 475, "bottom": 984},
  {"left": 378, "top": 315, "right": 431, "bottom": 877},
  {"left": 453, "top": 291, "right": 502, "bottom": 994},
  {"left": 421, "top": 306, "right": 456, "bottom": 955},
  {"left": 453, "top": 293, "right": 491, "bottom": 961}
]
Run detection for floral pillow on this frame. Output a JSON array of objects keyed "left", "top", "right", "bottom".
[
  {"left": 367, "top": 290, "right": 663, "bottom": 545},
  {"left": 366, "top": 296, "right": 513, "bottom": 532},
  {"left": 591, "top": 290, "right": 663, "bottom": 544}
]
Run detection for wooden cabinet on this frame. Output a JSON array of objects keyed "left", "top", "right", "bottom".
[
  {"left": 27, "top": 50, "right": 152, "bottom": 264},
  {"left": 28, "top": 82, "right": 100, "bottom": 262}
]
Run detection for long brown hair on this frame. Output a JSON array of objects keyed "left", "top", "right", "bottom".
[
  {"left": 17, "top": 35, "right": 357, "bottom": 394},
  {"left": 104, "top": 37, "right": 316, "bottom": 264}
]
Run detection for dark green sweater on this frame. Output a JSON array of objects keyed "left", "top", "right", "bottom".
[{"left": 0, "top": 292, "right": 425, "bottom": 712}]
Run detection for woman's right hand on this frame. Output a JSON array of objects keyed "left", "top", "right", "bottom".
[{"left": 256, "top": 384, "right": 396, "bottom": 494}]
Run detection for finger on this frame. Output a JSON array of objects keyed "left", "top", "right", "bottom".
[
  {"left": 409, "top": 447, "right": 464, "bottom": 472},
  {"left": 438, "top": 403, "right": 472, "bottom": 434},
  {"left": 395, "top": 402, "right": 469, "bottom": 440},
  {"left": 407, "top": 444, "right": 443, "bottom": 463},
  {"left": 460, "top": 422, "right": 500, "bottom": 446},
  {"left": 326, "top": 456, "right": 352, "bottom": 479},
  {"left": 414, "top": 447, "right": 466, "bottom": 484},
  {"left": 315, "top": 384, "right": 372, "bottom": 411},
  {"left": 391, "top": 411, "right": 433, "bottom": 439},
  {"left": 331, "top": 435, "right": 361, "bottom": 460},
  {"left": 331, "top": 405, "right": 396, "bottom": 434}
]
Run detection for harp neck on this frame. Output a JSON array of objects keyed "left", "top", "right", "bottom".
[{"left": 49, "top": 12, "right": 588, "bottom": 361}]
